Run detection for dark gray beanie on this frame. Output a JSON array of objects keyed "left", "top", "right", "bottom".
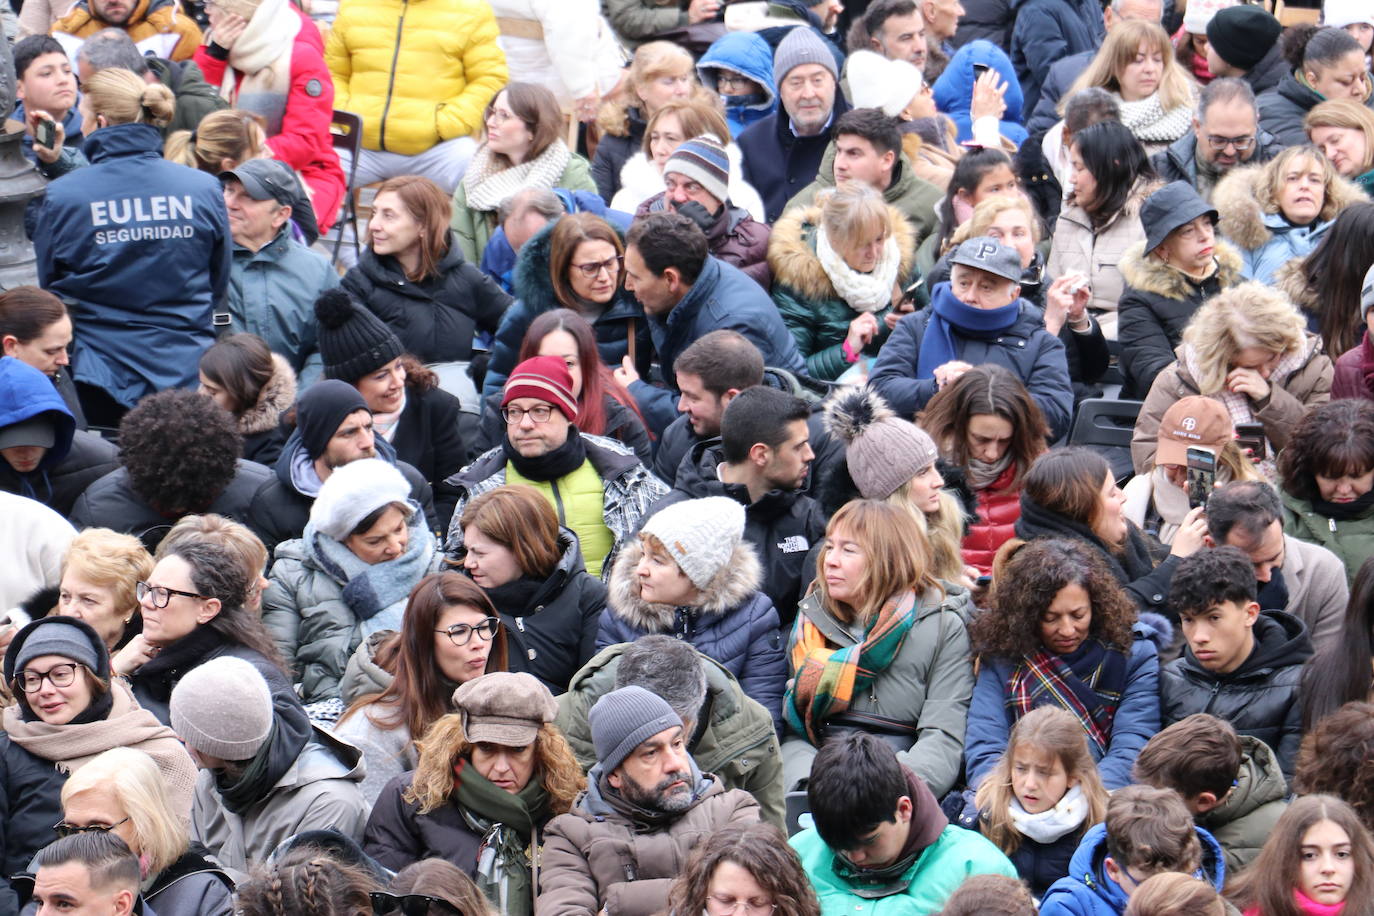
[
  {"left": 589, "top": 685, "right": 683, "bottom": 773},
  {"left": 7, "top": 616, "right": 105, "bottom": 682}
]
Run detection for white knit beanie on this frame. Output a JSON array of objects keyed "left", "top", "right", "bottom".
[
  {"left": 1324, "top": 0, "right": 1374, "bottom": 28},
  {"left": 309, "top": 457, "right": 414, "bottom": 542},
  {"left": 640, "top": 496, "right": 745, "bottom": 589},
  {"left": 170, "top": 657, "right": 274, "bottom": 761},
  {"left": 847, "top": 50, "right": 924, "bottom": 119}
]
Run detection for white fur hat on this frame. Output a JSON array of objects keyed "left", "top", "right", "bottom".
[
  {"left": 847, "top": 50, "right": 924, "bottom": 119},
  {"left": 1324, "top": 0, "right": 1374, "bottom": 28},
  {"left": 640, "top": 496, "right": 745, "bottom": 589},
  {"left": 309, "top": 457, "right": 413, "bottom": 542}
]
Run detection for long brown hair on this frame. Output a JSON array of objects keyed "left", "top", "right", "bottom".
[
  {"left": 1021, "top": 448, "right": 1117, "bottom": 543},
  {"left": 369, "top": 176, "right": 453, "bottom": 282},
  {"left": 0, "top": 286, "right": 67, "bottom": 345},
  {"left": 198, "top": 333, "right": 275, "bottom": 417},
  {"left": 1227, "top": 795, "right": 1374, "bottom": 916},
  {"left": 517, "top": 308, "right": 647, "bottom": 437},
  {"left": 458, "top": 485, "right": 561, "bottom": 580},
  {"left": 483, "top": 82, "right": 564, "bottom": 170},
  {"left": 918, "top": 365, "right": 1049, "bottom": 484},
  {"left": 815, "top": 500, "right": 940, "bottom": 626},
  {"left": 404, "top": 716, "right": 584, "bottom": 816},
  {"left": 338, "top": 573, "right": 508, "bottom": 742},
  {"left": 666, "top": 823, "right": 821, "bottom": 916}
]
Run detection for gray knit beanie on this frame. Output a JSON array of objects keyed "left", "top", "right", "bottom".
[
  {"left": 639, "top": 496, "right": 745, "bottom": 589},
  {"left": 170, "top": 657, "right": 274, "bottom": 762},
  {"left": 590, "top": 685, "right": 683, "bottom": 773},
  {"left": 773, "top": 27, "right": 838, "bottom": 87},
  {"left": 825, "top": 387, "right": 940, "bottom": 500}
]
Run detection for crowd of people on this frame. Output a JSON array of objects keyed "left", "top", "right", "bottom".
[{"left": 1, "top": 0, "right": 1374, "bottom": 911}]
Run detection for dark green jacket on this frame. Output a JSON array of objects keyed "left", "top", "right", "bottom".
[
  {"left": 785, "top": 150, "right": 943, "bottom": 252},
  {"left": 1282, "top": 488, "right": 1374, "bottom": 587},
  {"left": 149, "top": 57, "right": 230, "bottom": 136},
  {"left": 1198, "top": 736, "right": 1289, "bottom": 874}
]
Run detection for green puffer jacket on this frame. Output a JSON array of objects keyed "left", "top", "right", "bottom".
[
  {"left": 1197, "top": 735, "right": 1289, "bottom": 874},
  {"left": 554, "top": 643, "right": 785, "bottom": 830},
  {"left": 767, "top": 201, "right": 924, "bottom": 381},
  {"left": 1282, "top": 488, "right": 1374, "bottom": 587}
]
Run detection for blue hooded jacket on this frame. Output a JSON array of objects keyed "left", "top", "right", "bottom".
[
  {"left": 1038, "top": 822, "right": 1226, "bottom": 916},
  {"left": 33, "top": 122, "right": 232, "bottom": 409},
  {"left": 479, "top": 189, "right": 633, "bottom": 296},
  {"left": 0, "top": 356, "right": 75, "bottom": 501},
  {"left": 933, "top": 40, "right": 1027, "bottom": 146},
  {"left": 698, "top": 32, "right": 779, "bottom": 139}
]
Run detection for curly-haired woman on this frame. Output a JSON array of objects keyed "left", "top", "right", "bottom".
[
  {"left": 363, "top": 672, "right": 584, "bottom": 913},
  {"left": 1280, "top": 399, "right": 1374, "bottom": 586},
  {"left": 1302, "top": 558, "right": 1374, "bottom": 730},
  {"left": 1293, "top": 702, "right": 1374, "bottom": 835},
  {"left": 964, "top": 538, "right": 1163, "bottom": 790},
  {"left": 665, "top": 822, "right": 820, "bottom": 916}
]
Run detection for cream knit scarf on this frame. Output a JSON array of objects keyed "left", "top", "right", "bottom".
[
  {"left": 214, "top": 0, "right": 297, "bottom": 130},
  {"left": 462, "top": 139, "right": 572, "bottom": 213},
  {"left": 1117, "top": 92, "right": 1194, "bottom": 144},
  {"left": 815, "top": 222, "right": 902, "bottom": 313}
]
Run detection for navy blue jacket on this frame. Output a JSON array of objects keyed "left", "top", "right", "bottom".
[
  {"left": 1026, "top": 50, "right": 1093, "bottom": 138},
  {"left": 630, "top": 256, "right": 807, "bottom": 434},
  {"left": 868, "top": 292, "right": 1074, "bottom": 440},
  {"left": 1009, "top": 0, "right": 1105, "bottom": 118},
  {"left": 13, "top": 101, "right": 83, "bottom": 168},
  {"left": 737, "top": 94, "right": 851, "bottom": 223},
  {"left": 34, "top": 123, "right": 231, "bottom": 408}
]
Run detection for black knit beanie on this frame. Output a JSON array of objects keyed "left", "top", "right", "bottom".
[
  {"left": 314, "top": 289, "right": 405, "bottom": 382},
  {"left": 295, "top": 380, "right": 370, "bottom": 460},
  {"left": 1206, "top": 6, "right": 1282, "bottom": 72}
]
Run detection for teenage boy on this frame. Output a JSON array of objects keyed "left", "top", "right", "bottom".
[
  {"left": 1161, "top": 546, "right": 1312, "bottom": 780},
  {"left": 793, "top": 733, "right": 1016, "bottom": 914},
  {"left": 1133, "top": 714, "right": 1289, "bottom": 873},
  {"left": 12, "top": 35, "right": 85, "bottom": 178},
  {"left": 1039, "top": 785, "right": 1226, "bottom": 915}
]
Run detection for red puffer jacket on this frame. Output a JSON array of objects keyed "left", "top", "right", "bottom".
[{"left": 961, "top": 463, "right": 1023, "bottom": 575}]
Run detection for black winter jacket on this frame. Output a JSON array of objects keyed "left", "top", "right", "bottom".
[
  {"left": 143, "top": 847, "right": 234, "bottom": 916},
  {"left": 480, "top": 530, "right": 608, "bottom": 694},
  {"left": 590, "top": 107, "right": 647, "bottom": 203},
  {"left": 1007, "top": 826, "right": 1084, "bottom": 899},
  {"left": 247, "top": 433, "right": 438, "bottom": 556},
  {"left": 1150, "top": 131, "right": 1284, "bottom": 191},
  {"left": 391, "top": 383, "right": 475, "bottom": 530},
  {"left": 1242, "top": 44, "right": 1291, "bottom": 98},
  {"left": 341, "top": 234, "right": 511, "bottom": 365},
  {"left": 1161, "top": 609, "right": 1312, "bottom": 780},
  {"left": 647, "top": 439, "right": 827, "bottom": 625},
  {"left": 1117, "top": 240, "right": 1244, "bottom": 399},
  {"left": 0, "top": 429, "right": 118, "bottom": 519},
  {"left": 1258, "top": 72, "right": 1374, "bottom": 147},
  {"left": 737, "top": 96, "right": 852, "bottom": 223},
  {"left": 69, "top": 458, "right": 273, "bottom": 551},
  {"left": 0, "top": 735, "right": 66, "bottom": 914}
]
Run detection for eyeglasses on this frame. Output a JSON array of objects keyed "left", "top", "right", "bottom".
[
  {"left": 706, "top": 893, "right": 777, "bottom": 916},
  {"left": 14, "top": 662, "right": 82, "bottom": 694},
  {"left": 571, "top": 255, "right": 623, "bottom": 279},
  {"left": 137, "top": 581, "right": 211, "bottom": 608},
  {"left": 370, "top": 891, "right": 462, "bottom": 915},
  {"left": 1205, "top": 134, "right": 1255, "bottom": 151},
  {"left": 715, "top": 73, "right": 755, "bottom": 90},
  {"left": 435, "top": 617, "right": 500, "bottom": 646},
  {"left": 486, "top": 107, "right": 522, "bottom": 127},
  {"left": 54, "top": 817, "right": 130, "bottom": 839},
  {"left": 501, "top": 405, "right": 555, "bottom": 425}
]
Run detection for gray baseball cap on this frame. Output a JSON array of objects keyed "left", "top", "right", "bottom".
[{"left": 949, "top": 236, "right": 1023, "bottom": 283}]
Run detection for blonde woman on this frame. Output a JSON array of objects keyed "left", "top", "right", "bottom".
[
  {"left": 769, "top": 184, "right": 916, "bottom": 380},
  {"left": 592, "top": 42, "right": 701, "bottom": 201},
  {"left": 1131, "top": 282, "right": 1333, "bottom": 476},
  {"left": 58, "top": 528, "right": 151, "bottom": 654},
  {"left": 1213, "top": 145, "right": 1365, "bottom": 285},
  {"left": 823, "top": 387, "right": 972, "bottom": 586},
  {"left": 782, "top": 500, "right": 973, "bottom": 797},
  {"left": 1061, "top": 20, "right": 1198, "bottom": 154},
  {"left": 1306, "top": 98, "right": 1374, "bottom": 195},
  {"left": 362, "top": 672, "right": 584, "bottom": 913},
  {"left": 164, "top": 110, "right": 271, "bottom": 175},
  {"left": 59, "top": 747, "right": 234, "bottom": 915}
]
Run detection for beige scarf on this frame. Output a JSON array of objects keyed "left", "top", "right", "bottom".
[
  {"left": 3, "top": 680, "right": 199, "bottom": 826},
  {"left": 461, "top": 139, "right": 572, "bottom": 213},
  {"left": 213, "top": 0, "right": 297, "bottom": 135}
]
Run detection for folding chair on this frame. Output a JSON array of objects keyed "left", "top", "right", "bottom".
[
  {"left": 329, "top": 110, "right": 364, "bottom": 266},
  {"left": 1069, "top": 398, "right": 1144, "bottom": 483}
]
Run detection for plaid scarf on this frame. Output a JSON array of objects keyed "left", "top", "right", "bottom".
[
  {"left": 1006, "top": 638, "right": 1127, "bottom": 755},
  {"left": 786, "top": 591, "right": 920, "bottom": 746}
]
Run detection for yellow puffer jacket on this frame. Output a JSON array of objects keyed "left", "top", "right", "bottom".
[{"left": 325, "top": 0, "right": 508, "bottom": 156}]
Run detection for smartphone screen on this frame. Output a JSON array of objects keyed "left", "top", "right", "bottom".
[
  {"left": 1234, "top": 422, "right": 1266, "bottom": 461},
  {"left": 1186, "top": 447, "right": 1217, "bottom": 510},
  {"left": 972, "top": 63, "right": 990, "bottom": 79},
  {"left": 35, "top": 118, "right": 55, "bottom": 150}
]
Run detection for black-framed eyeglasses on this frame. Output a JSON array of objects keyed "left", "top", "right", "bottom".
[
  {"left": 14, "top": 662, "right": 82, "bottom": 694},
  {"left": 435, "top": 617, "right": 500, "bottom": 646},
  {"left": 1205, "top": 134, "right": 1255, "bottom": 151},
  {"left": 137, "top": 581, "right": 211, "bottom": 608},
  {"left": 571, "top": 255, "right": 623, "bottom": 279},
  {"left": 54, "top": 817, "right": 130, "bottom": 839},
  {"left": 501, "top": 405, "right": 555, "bottom": 425},
  {"left": 715, "top": 73, "right": 755, "bottom": 90},
  {"left": 370, "top": 891, "right": 462, "bottom": 915}
]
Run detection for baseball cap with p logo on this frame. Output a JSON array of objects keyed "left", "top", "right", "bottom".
[{"left": 949, "top": 236, "right": 1023, "bottom": 283}]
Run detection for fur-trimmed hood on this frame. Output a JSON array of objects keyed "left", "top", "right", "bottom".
[
  {"left": 605, "top": 536, "right": 763, "bottom": 631},
  {"left": 237, "top": 352, "right": 297, "bottom": 437},
  {"left": 1118, "top": 238, "right": 1244, "bottom": 300},
  {"left": 767, "top": 202, "right": 916, "bottom": 301},
  {"left": 1213, "top": 161, "right": 1366, "bottom": 251},
  {"left": 1274, "top": 256, "right": 1317, "bottom": 314}
]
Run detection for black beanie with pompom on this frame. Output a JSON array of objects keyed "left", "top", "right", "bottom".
[{"left": 313, "top": 288, "right": 404, "bottom": 382}]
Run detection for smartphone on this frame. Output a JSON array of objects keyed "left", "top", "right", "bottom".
[
  {"left": 972, "top": 63, "right": 990, "bottom": 79},
  {"left": 1234, "top": 422, "right": 1267, "bottom": 461},
  {"left": 35, "top": 117, "right": 55, "bottom": 150},
  {"left": 1186, "top": 446, "right": 1217, "bottom": 510}
]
